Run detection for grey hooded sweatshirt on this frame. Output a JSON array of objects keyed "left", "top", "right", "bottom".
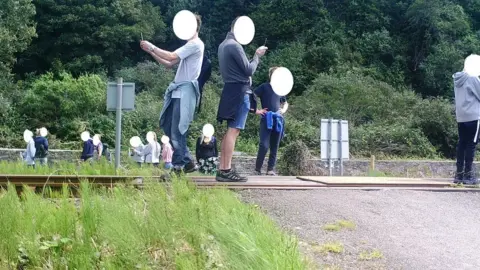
[{"left": 454, "top": 72, "right": 480, "bottom": 123}]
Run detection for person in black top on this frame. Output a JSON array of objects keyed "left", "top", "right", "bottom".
[
  {"left": 34, "top": 128, "right": 49, "bottom": 166},
  {"left": 251, "top": 67, "right": 288, "bottom": 175},
  {"left": 195, "top": 133, "right": 219, "bottom": 175}
]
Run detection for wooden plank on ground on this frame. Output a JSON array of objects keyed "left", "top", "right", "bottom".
[{"left": 297, "top": 176, "right": 450, "bottom": 187}]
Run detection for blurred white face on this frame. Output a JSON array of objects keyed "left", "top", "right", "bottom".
[{"left": 464, "top": 54, "right": 480, "bottom": 77}]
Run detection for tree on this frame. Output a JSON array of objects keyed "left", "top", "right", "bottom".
[
  {"left": 249, "top": 0, "right": 326, "bottom": 50},
  {"left": 15, "top": 0, "right": 166, "bottom": 76},
  {"left": 0, "top": 0, "right": 36, "bottom": 74},
  {"left": 20, "top": 72, "right": 106, "bottom": 140}
]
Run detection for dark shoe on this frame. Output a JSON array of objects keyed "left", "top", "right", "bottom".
[
  {"left": 216, "top": 170, "right": 248, "bottom": 182},
  {"left": 184, "top": 161, "right": 197, "bottom": 174},
  {"left": 454, "top": 172, "right": 464, "bottom": 184},
  {"left": 253, "top": 170, "right": 262, "bottom": 175},
  {"left": 463, "top": 171, "right": 479, "bottom": 185}
]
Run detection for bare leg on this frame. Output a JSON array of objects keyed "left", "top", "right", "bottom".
[{"left": 220, "top": 128, "right": 240, "bottom": 170}]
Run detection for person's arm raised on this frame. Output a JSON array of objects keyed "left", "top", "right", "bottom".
[
  {"left": 141, "top": 40, "right": 179, "bottom": 62},
  {"left": 230, "top": 44, "right": 267, "bottom": 77},
  {"left": 150, "top": 52, "right": 179, "bottom": 68}
]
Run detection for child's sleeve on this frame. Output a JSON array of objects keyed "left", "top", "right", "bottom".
[
  {"left": 249, "top": 93, "right": 258, "bottom": 113},
  {"left": 195, "top": 137, "right": 201, "bottom": 162},
  {"left": 141, "top": 144, "right": 152, "bottom": 156},
  {"left": 97, "top": 144, "right": 103, "bottom": 156},
  {"left": 213, "top": 137, "right": 218, "bottom": 157},
  {"left": 29, "top": 141, "right": 36, "bottom": 158},
  {"left": 254, "top": 83, "right": 264, "bottom": 97}
]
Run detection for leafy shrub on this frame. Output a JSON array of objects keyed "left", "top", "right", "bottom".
[
  {"left": 278, "top": 140, "right": 322, "bottom": 175},
  {"left": 350, "top": 123, "right": 437, "bottom": 158},
  {"left": 291, "top": 73, "right": 419, "bottom": 127},
  {"left": 411, "top": 97, "right": 457, "bottom": 158},
  {"left": 20, "top": 72, "right": 106, "bottom": 141}
]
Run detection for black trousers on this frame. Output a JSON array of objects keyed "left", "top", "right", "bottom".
[
  {"left": 255, "top": 118, "right": 282, "bottom": 172},
  {"left": 456, "top": 120, "right": 479, "bottom": 173}
]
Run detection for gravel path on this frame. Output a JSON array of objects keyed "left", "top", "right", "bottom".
[{"left": 240, "top": 189, "right": 480, "bottom": 270}]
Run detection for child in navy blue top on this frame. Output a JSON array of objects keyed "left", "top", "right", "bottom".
[
  {"left": 81, "top": 138, "right": 94, "bottom": 162},
  {"left": 250, "top": 67, "right": 288, "bottom": 175}
]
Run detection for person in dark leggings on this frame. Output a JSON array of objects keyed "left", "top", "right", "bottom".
[
  {"left": 251, "top": 67, "right": 288, "bottom": 176},
  {"left": 453, "top": 57, "right": 480, "bottom": 185}
]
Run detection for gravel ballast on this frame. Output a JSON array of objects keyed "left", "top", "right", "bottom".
[{"left": 240, "top": 189, "right": 480, "bottom": 270}]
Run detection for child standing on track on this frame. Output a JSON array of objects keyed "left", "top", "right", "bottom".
[
  {"left": 251, "top": 67, "right": 288, "bottom": 176},
  {"left": 161, "top": 135, "right": 173, "bottom": 169}
]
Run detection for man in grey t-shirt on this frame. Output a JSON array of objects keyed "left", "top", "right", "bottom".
[{"left": 141, "top": 15, "right": 204, "bottom": 173}]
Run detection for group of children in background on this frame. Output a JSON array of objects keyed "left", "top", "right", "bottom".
[
  {"left": 22, "top": 128, "right": 49, "bottom": 168},
  {"left": 129, "top": 132, "right": 173, "bottom": 169},
  {"left": 80, "top": 133, "right": 111, "bottom": 162},
  {"left": 128, "top": 130, "right": 220, "bottom": 175},
  {"left": 22, "top": 67, "right": 286, "bottom": 175}
]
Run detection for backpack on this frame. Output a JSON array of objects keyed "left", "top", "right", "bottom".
[
  {"left": 34, "top": 140, "right": 47, "bottom": 158},
  {"left": 100, "top": 143, "right": 112, "bottom": 161},
  {"left": 197, "top": 53, "right": 212, "bottom": 113},
  {"left": 101, "top": 143, "right": 110, "bottom": 155}
]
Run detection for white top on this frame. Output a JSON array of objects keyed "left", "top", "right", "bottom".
[
  {"left": 173, "top": 37, "right": 205, "bottom": 85},
  {"left": 142, "top": 142, "right": 161, "bottom": 163}
]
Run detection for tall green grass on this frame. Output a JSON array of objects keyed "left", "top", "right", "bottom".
[{"left": 0, "top": 179, "right": 309, "bottom": 269}]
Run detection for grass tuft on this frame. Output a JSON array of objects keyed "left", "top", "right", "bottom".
[
  {"left": 315, "top": 242, "right": 344, "bottom": 254},
  {"left": 323, "top": 220, "right": 356, "bottom": 231},
  {"left": 322, "top": 224, "right": 341, "bottom": 231},
  {"left": 359, "top": 249, "right": 383, "bottom": 261}
]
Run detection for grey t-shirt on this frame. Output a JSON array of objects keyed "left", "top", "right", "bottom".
[{"left": 174, "top": 38, "right": 205, "bottom": 84}]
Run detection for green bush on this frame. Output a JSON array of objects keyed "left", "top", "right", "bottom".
[
  {"left": 350, "top": 123, "right": 437, "bottom": 158},
  {"left": 278, "top": 140, "right": 320, "bottom": 176},
  {"left": 291, "top": 73, "right": 419, "bottom": 127},
  {"left": 19, "top": 72, "right": 106, "bottom": 141},
  {"left": 411, "top": 97, "right": 457, "bottom": 158}
]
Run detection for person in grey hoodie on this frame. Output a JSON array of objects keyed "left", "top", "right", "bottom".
[{"left": 453, "top": 65, "right": 480, "bottom": 185}]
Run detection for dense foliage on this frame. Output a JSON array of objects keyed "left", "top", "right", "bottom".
[{"left": 2, "top": 0, "right": 480, "bottom": 158}]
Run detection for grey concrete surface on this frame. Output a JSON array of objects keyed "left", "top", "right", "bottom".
[{"left": 240, "top": 189, "right": 480, "bottom": 270}]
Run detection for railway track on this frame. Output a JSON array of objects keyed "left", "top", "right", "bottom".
[{"left": 0, "top": 174, "right": 478, "bottom": 192}]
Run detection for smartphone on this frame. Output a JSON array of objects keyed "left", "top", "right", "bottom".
[
  {"left": 263, "top": 38, "right": 267, "bottom": 46},
  {"left": 141, "top": 33, "right": 144, "bottom": 41}
]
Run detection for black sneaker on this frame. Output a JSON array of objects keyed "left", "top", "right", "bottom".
[
  {"left": 184, "top": 161, "right": 197, "bottom": 174},
  {"left": 463, "top": 171, "right": 479, "bottom": 185},
  {"left": 454, "top": 172, "right": 464, "bottom": 184},
  {"left": 216, "top": 170, "right": 248, "bottom": 182},
  {"left": 253, "top": 170, "right": 262, "bottom": 176}
]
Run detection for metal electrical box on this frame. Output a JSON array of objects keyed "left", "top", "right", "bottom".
[
  {"left": 106, "top": 82, "right": 136, "bottom": 111},
  {"left": 320, "top": 119, "right": 350, "bottom": 176}
]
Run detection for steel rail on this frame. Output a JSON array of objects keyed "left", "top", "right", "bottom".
[{"left": 0, "top": 174, "right": 476, "bottom": 191}]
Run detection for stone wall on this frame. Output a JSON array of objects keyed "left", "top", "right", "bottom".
[{"left": 0, "top": 148, "right": 457, "bottom": 178}]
